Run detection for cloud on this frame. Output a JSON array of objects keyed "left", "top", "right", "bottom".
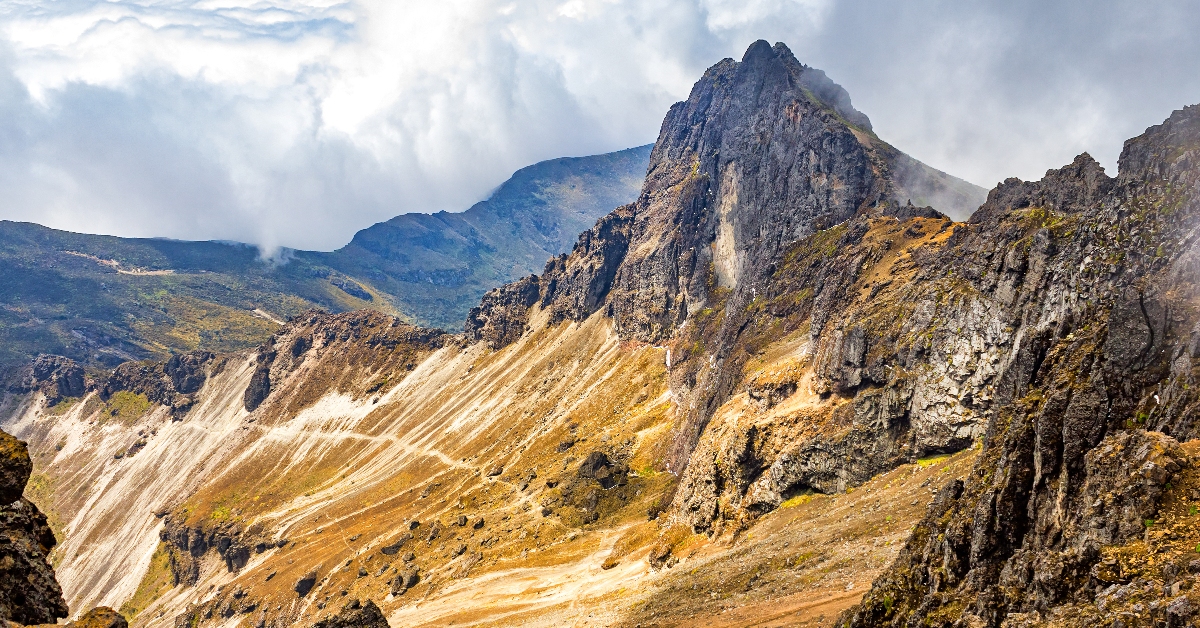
[
  {"left": 0, "top": 0, "right": 1197, "bottom": 252},
  {"left": 802, "top": 0, "right": 1200, "bottom": 189}
]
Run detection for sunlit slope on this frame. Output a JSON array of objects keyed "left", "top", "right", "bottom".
[
  {"left": 4, "top": 309, "right": 679, "bottom": 626},
  {"left": 6, "top": 300, "right": 975, "bottom": 628}
]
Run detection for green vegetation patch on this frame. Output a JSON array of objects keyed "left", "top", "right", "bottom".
[
  {"left": 47, "top": 396, "right": 81, "bottom": 416},
  {"left": 120, "top": 542, "right": 174, "bottom": 621},
  {"left": 917, "top": 454, "right": 951, "bottom": 469},
  {"left": 101, "top": 391, "right": 152, "bottom": 425},
  {"left": 24, "top": 472, "right": 66, "bottom": 550}
]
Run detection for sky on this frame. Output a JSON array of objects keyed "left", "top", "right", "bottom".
[{"left": 0, "top": 1, "right": 1197, "bottom": 253}]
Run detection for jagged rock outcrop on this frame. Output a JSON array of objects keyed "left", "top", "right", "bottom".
[
  {"left": 28, "top": 606, "right": 130, "bottom": 628},
  {"left": 970, "top": 152, "right": 1117, "bottom": 223},
  {"left": 0, "top": 430, "right": 67, "bottom": 625},
  {"left": 239, "top": 309, "right": 448, "bottom": 415},
  {"left": 11, "top": 355, "right": 86, "bottom": 404},
  {"left": 243, "top": 347, "right": 272, "bottom": 412},
  {"left": 160, "top": 516, "right": 280, "bottom": 585},
  {"left": 0, "top": 431, "right": 32, "bottom": 506},
  {"left": 841, "top": 104, "right": 1200, "bottom": 627},
  {"left": 466, "top": 41, "right": 988, "bottom": 481},
  {"left": 164, "top": 352, "right": 213, "bottom": 395},
  {"left": 312, "top": 599, "right": 389, "bottom": 628},
  {"left": 465, "top": 275, "right": 540, "bottom": 349},
  {"left": 464, "top": 205, "right": 636, "bottom": 349},
  {"left": 102, "top": 351, "right": 215, "bottom": 417}
]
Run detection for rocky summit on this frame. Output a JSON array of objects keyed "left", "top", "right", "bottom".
[{"left": 1, "top": 40, "right": 1198, "bottom": 628}]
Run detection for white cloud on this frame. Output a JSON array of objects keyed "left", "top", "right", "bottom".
[{"left": 0, "top": 0, "right": 1197, "bottom": 252}]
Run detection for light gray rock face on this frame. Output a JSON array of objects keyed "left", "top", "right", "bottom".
[
  {"left": 467, "top": 41, "right": 986, "bottom": 481},
  {"left": 843, "top": 104, "right": 1200, "bottom": 626}
]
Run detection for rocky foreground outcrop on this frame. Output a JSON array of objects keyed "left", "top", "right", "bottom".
[
  {"left": 838, "top": 105, "right": 1200, "bottom": 626},
  {"left": 0, "top": 429, "right": 128, "bottom": 627},
  {"left": 0, "top": 429, "right": 67, "bottom": 625}
]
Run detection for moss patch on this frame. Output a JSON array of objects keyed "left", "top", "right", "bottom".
[
  {"left": 120, "top": 542, "right": 174, "bottom": 621},
  {"left": 100, "top": 391, "right": 152, "bottom": 425}
]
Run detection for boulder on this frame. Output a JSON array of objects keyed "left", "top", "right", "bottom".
[
  {"left": 390, "top": 568, "right": 420, "bottom": 596},
  {"left": 294, "top": 569, "right": 318, "bottom": 597},
  {"left": 312, "top": 599, "right": 388, "bottom": 628}
]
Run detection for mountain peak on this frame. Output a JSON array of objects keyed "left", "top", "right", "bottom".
[
  {"left": 730, "top": 40, "right": 873, "bottom": 132},
  {"left": 741, "top": 38, "right": 775, "bottom": 63}
]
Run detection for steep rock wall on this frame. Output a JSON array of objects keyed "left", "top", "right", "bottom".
[
  {"left": 467, "top": 40, "right": 985, "bottom": 479},
  {"left": 842, "top": 105, "right": 1200, "bottom": 627},
  {"left": 0, "top": 429, "right": 67, "bottom": 625}
]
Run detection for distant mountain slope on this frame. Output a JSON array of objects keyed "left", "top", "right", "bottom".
[
  {"left": 310, "top": 144, "right": 655, "bottom": 329},
  {"left": 0, "top": 222, "right": 338, "bottom": 368},
  {"left": 0, "top": 146, "right": 653, "bottom": 368}
]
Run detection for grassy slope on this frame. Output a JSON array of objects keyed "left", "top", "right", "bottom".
[
  {"left": 0, "top": 145, "right": 652, "bottom": 368},
  {"left": 0, "top": 222, "right": 344, "bottom": 368}
]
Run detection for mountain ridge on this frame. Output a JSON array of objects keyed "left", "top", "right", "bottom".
[
  {"left": 0, "top": 145, "right": 655, "bottom": 370},
  {"left": 3, "top": 40, "right": 1177, "bottom": 628}
]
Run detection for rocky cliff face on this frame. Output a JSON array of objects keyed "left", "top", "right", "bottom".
[
  {"left": 463, "top": 43, "right": 1200, "bottom": 626},
  {"left": 0, "top": 429, "right": 68, "bottom": 625},
  {"left": 0, "top": 429, "right": 127, "bottom": 627},
  {"left": 468, "top": 40, "right": 988, "bottom": 477},
  {"left": 838, "top": 104, "right": 1200, "bottom": 628}
]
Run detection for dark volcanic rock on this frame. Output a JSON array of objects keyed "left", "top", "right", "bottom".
[
  {"left": 13, "top": 355, "right": 86, "bottom": 403},
  {"left": 312, "top": 599, "right": 388, "bottom": 628},
  {"left": 603, "top": 41, "right": 888, "bottom": 346},
  {"left": 465, "top": 41, "right": 984, "bottom": 481},
  {"left": 390, "top": 567, "right": 420, "bottom": 596},
  {"left": 380, "top": 533, "right": 412, "bottom": 555},
  {"left": 577, "top": 451, "right": 627, "bottom": 489},
  {"left": 102, "top": 350, "right": 214, "bottom": 417},
  {"left": 841, "top": 104, "right": 1200, "bottom": 627},
  {"left": 294, "top": 569, "right": 318, "bottom": 597},
  {"left": 539, "top": 207, "right": 635, "bottom": 326},
  {"left": 970, "top": 152, "right": 1115, "bottom": 224},
  {"left": 164, "top": 351, "right": 214, "bottom": 394},
  {"left": 243, "top": 362, "right": 271, "bottom": 412},
  {"left": 0, "top": 430, "right": 68, "bottom": 625},
  {"left": 159, "top": 517, "right": 276, "bottom": 584},
  {"left": 243, "top": 340, "right": 275, "bottom": 412},
  {"left": 465, "top": 274, "right": 540, "bottom": 349},
  {"left": 0, "top": 431, "right": 32, "bottom": 506}
]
